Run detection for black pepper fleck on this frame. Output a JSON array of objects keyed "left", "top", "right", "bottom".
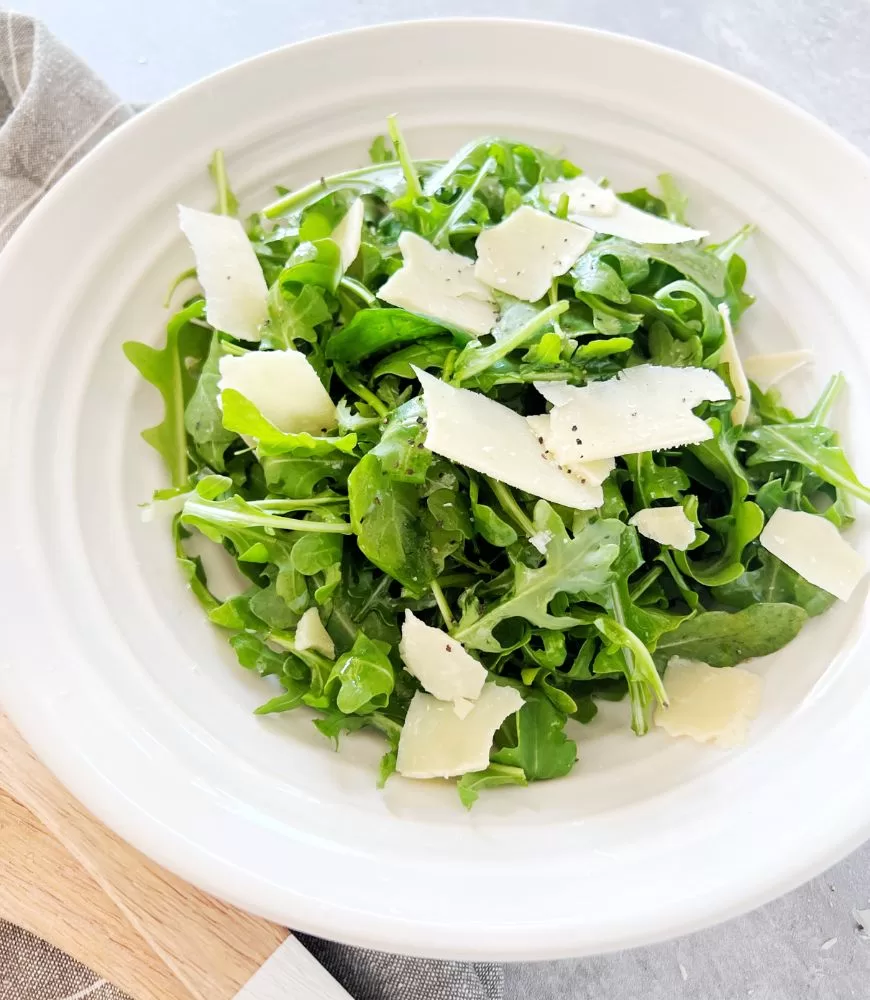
[
  {"left": 537, "top": 436, "right": 544, "bottom": 444},
  {"left": 446, "top": 644, "right": 453, "bottom": 652},
  {"left": 405, "top": 468, "right": 414, "bottom": 476},
  {"left": 575, "top": 437, "right": 581, "bottom": 445},
  {"left": 571, "top": 425, "right": 577, "bottom": 431}
]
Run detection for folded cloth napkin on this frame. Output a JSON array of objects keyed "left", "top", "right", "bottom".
[{"left": 0, "top": 11, "right": 501, "bottom": 1000}]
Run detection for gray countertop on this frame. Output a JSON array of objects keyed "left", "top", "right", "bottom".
[{"left": 13, "top": 1, "right": 870, "bottom": 997}]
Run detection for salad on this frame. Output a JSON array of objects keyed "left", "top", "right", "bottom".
[{"left": 126, "top": 119, "right": 867, "bottom": 806}]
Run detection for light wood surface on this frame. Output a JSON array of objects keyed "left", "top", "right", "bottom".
[{"left": 0, "top": 713, "right": 290, "bottom": 1000}]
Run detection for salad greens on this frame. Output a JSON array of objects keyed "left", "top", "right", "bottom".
[{"left": 126, "top": 120, "right": 867, "bottom": 807}]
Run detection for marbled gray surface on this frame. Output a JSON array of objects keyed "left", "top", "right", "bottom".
[{"left": 11, "top": 1, "right": 870, "bottom": 996}]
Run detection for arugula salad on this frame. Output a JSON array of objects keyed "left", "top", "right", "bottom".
[{"left": 126, "top": 119, "right": 868, "bottom": 806}]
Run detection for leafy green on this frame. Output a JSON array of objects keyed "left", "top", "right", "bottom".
[
  {"left": 654, "top": 604, "right": 808, "bottom": 667},
  {"left": 128, "top": 120, "right": 867, "bottom": 806}
]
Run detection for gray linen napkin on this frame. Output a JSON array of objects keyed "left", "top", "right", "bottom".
[{"left": 0, "top": 11, "right": 499, "bottom": 999}]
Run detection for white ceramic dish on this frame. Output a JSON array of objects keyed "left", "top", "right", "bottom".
[{"left": 2, "top": 19, "right": 870, "bottom": 961}]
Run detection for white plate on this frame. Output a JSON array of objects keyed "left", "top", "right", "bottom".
[{"left": 2, "top": 19, "right": 870, "bottom": 961}]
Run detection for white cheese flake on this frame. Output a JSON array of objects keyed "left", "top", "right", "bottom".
[
  {"left": 295, "top": 607, "right": 335, "bottom": 658},
  {"left": 414, "top": 367, "right": 604, "bottom": 510},
  {"left": 743, "top": 350, "right": 813, "bottom": 392},
  {"left": 541, "top": 177, "right": 708, "bottom": 244},
  {"left": 474, "top": 206, "right": 593, "bottom": 302},
  {"left": 526, "top": 413, "right": 615, "bottom": 486},
  {"left": 654, "top": 657, "right": 762, "bottom": 748},
  {"left": 217, "top": 349, "right": 337, "bottom": 435},
  {"left": 718, "top": 304, "right": 750, "bottom": 425},
  {"left": 539, "top": 365, "right": 730, "bottom": 462},
  {"left": 528, "top": 530, "right": 553, "bottom": 555},
  {"left": 378, "top": 231, "right": 496, "bottom": 335},
  {"left": 396, "top": 684, "right": 525, "bottom": 779},
  {"left": 331, "top": 197, "right": 365, "bottom": 272},
  {"left": 399, "top": 610, "right": 487, "bottom": 717},
  {"left": 178, "top": 205, "right": 268, "bottom": 341},
  {"left": 760, "top": 508, "right": 867, "bottom": 601},
  {"left": 629, "top": 506, "right": 696, "bottom": 550}
]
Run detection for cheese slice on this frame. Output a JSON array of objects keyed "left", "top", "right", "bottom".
[
  {"left": 526, "top": 413, "right": 615, "bottom": 486},
  {"left": 178, "top": 205, "right": 268, "bottom": 341},
  {"left": 218, "top": 349, "right": 337, "bottom": 435},
  {"left": 378, "top": 231, "right": 496, "bottom": 336},
  {"left": 414, "top": 367, "right": 604, "bottom": 510},
  {"left": 331, "top": 197, "right": 364, "bottom": 272},
  {"left": 399, "top": 610, "right": 487, "bottom": 718},
  {"left": 474, "top": 206, "right": 593, "bottom": 302},
  {"left": 654, "top": 657, "right": 762, "bottom": 748},
  {"left": 295, "top": 607, "right": 335, "bottom": 658},
  {"left": 540, "top": 365, "right": 730, "bottom": 462},
  {"left": 743, "top": 350, "right": 813, "bottom": 392},
  {"left": 759, "top": 508, "right": 867, "bottom": 601},
  {"left": 528, "top": 529, "right": 553, "bottom": 555},
  {"left": 396, "top": 684, "right": 525, "bottom": 779},
  {"left": 541, "top": 177, "right": 708, "bottom": 244},
  {"left": 718, "top": 304, "right": 750, "bottom": 425},
  {"left": 629, "top": 506, "right": 696, "bottom": 550}
]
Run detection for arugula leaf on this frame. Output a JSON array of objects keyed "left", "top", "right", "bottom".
[
  {"left": 653, "top": 603, "right": 808, "bottom": 667},
  {"left": 369, "top": 397, "right": 432, "bottom": 483},
  {"left": 279, "top": 238, "right": 342, "bottom": 293},
  {"left": 372, "top": 337, "right": 454, "bottom": 378},
  {"left": 326, "top": 632, "right": 395, "bottom": 713},
  {"left": 264, "top": 283, "right": 331, "bottom": 350},
  {"left": 457, "top": 764, "right": 527, "bottom": 808},
  {"left": 327, "top": 308, "right": 449, "bottom": 364},
  {"left": 123, "top": 300, "right": 211, "bottom": 486},
  {"left": 712, "top": 548, "right": 836, "bottom": 618},
  {"left": 184, "top": 332, "right": 238, "bottom": 471},
  {"left": 263, "top": 452, "right": 356, "bottom": 498},
  {"left": 454, "top": 503, "right": 624, "bottom": 651},
  {"left": 492, "top": 693, "right": 577, "bottom": 780},
  {"left": 220, "top": 389, "right": 357, "bottom": 457}
]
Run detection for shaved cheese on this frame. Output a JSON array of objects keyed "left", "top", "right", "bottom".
[
  {"left": 396, "top": 684, "right": 524, "bottom": 779},
  {"left": 541, "top": 177, "right": 708, "bottom": 244},
  {"left": 474, "top": 206, "right": 593, "bottom": 302},
  {"left": 760, "top": 508, "right": 867, "bottom": 601},
  {"left": 718, "top": 304, "right": 750, "bottom": 425},
  {"left": 414, "top": 367, "right": 604, "bottom": 510},
  {"left": 629, "top": 506, "right": 696, "bottom": 550},
  {"left": 654, "top": 657, "right": 762, "bottom": 748},
  {"left": 295, "top": 608, "right": 335, "bottom": 658},
  {"left": 331, "top": 197, "right": 364, "bottom": 271},
  {"left": 528, "top": 530, "right": 553, "bottom": 554},
  {"left": 178, "top": 205, "right": 268, "bottom": 341},
  {"left": 743, "top": 350, "right": 813, "bottom": 391},
  {"left": 399, "top": 610, "right": 487, "bottom": 718},
  {"left": 378, "top": 231, "right": 496, "bottom": 336},
  {"left": 218, "top": 349, "right": 336, "bottom": 435},
  {"left": 526, "top": 413, "right": 615, "bottom": 486},
  {"left": 541, "top": 365, "right": 730, "bottom": 462}
]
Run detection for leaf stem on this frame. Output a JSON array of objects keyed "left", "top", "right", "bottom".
[
  {"left": 431, "top": 156, "right": 496, "bottom": 247},
  {"left": 808, "top": 373, "right": 844, "bottom": 427},
  {"left": 486, "top": 478, "right": 535, "bottom": 537},
  {"left": 430, "top": 580, "right": 455, "bottom": 629},
  {"left": 209, "top": 150, "right": 237, "bottom": 216},
  {"left": 333, "top": 363, "right": 390, "bottom": 418},
  {"left": 387, "top": 114, "right": 423, "bottom": 199}
]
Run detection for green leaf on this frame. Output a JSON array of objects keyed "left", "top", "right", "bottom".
[
  {"left": 625, "top": 452, "right": 689, "bottom": 507},
  {"left": 653, "top": 603, "right": 808, "bottom": 668},
  {"left": 326, "top": 308, "right": 449, "bottom": 364},
  {"left": 279, "top": 238, "right": 342, "bottom": 293},
  {"left": 647, "top": 321, "right": 702, "bottom": 368},
  {"left": 291, "top": 531, "right": 343, "bottom": 576},
  {"left": 712, "top": 548, "right": 836, "bottom": 618},
  {"left": 348, "top": 453, "right": 438, "bottom": 594},
  {"left": 123, "top": 300, "right": 211, "bottom": 486},
  {"left": 184, "top": 332, "right": 238, "bottom": 471},
  {"left": 454, "top": 503, "right": 624, "bottom": 651},
  {"left": 492, "top": 693, "right": 577, "bottom": 780},
  {"left": 457, "top": 764, "right": 527, "bottom": 809},
  {"left": 326, "top": 632, "right": 395, "bottom": 713},
  {"left": 373, "top": 337, "right": 455, "bottom": 379},
  {"left": 452, "top": 300, "right": 568, "bottom": 383},
  {"left": 230, "top": 633, "right": 291, "bottom": 676},
  {"left": 573, "top": 252, "right": 631, "bottom": 304},
  {"left": 220, "top": 389, "right": 357, "bottom": 457},
  {"left": 264, "top": 283, "right": 331, "bottom": 350},
  {"left": 369, "top": 397, "right": 432, "bottom": 483},
  {"left": 744, "top": 423, "right": 870, "bottom": 504},
  {"left": 642, "top": 242, "right": 726, "bottom": 297},
  {"left": 263, "top": 452, "right": 355, "bottom": 499}
]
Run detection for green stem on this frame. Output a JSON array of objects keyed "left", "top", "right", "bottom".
[
  {"left": 209, "top": 150, "right": 236, "bottom": 216},
  {"left": 387, "top": 114, "right": 423, "bottom": 199},
  {"left": 182, "top": 500, "right": 353, "bottom": 533},
  {"left": 333, "top": 363, "right": 389, "bottom": 417},
  {"left": 555, "top": 192, "right": 570, "bottom": 219},
  {"left": 338, "top": 275, "right": 378, "bottom": 307},
  {"left": 251, "top": 497, "right": 348, "bottom": 511},
  {"left": 486, "top": 478, "right": 535, "bottom": 537},
  {"left": 430, "top": 580, "right": 455, "bottom": 629},
  {"left": 431, "top": 156, "right": 496, "bottom": 247},
  {"left": 808, "top": 373, "right": 844, "bottom": 427},
  {"left": 163, "top": 267, "right": 197, "bottom": 308},
  {"left": 628, "top": 564, "right": 663, "bottom": 602}
]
